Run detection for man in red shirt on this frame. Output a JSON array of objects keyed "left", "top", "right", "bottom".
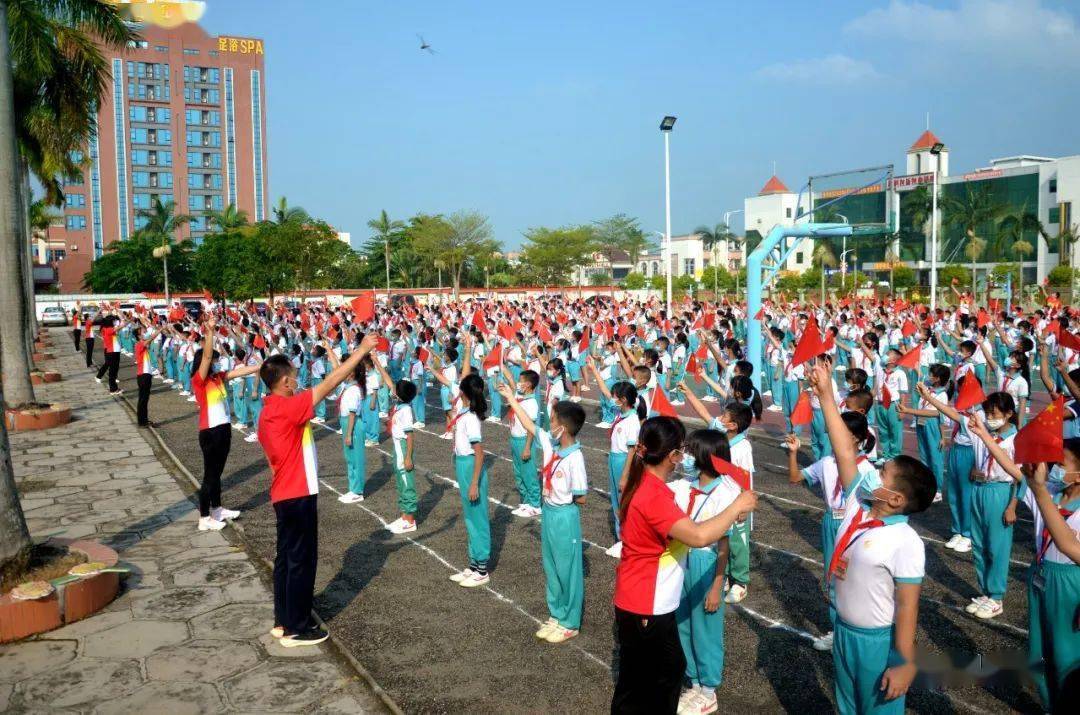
[{"left": 258, "top": 331, "right": 379, "bottom": 647}]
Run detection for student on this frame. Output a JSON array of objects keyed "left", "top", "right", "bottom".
[
  {"left": 243, "top": 336, "right": 265, "bottom": 444},
  {"left": 897, "top": 364, "right": 951, "bottom": 502},
  {"left": 386, "top": 379, "right": 419, "bottom": 534},
  {"left": 95, "top": 315, "right": 123, "bottom": 394},
  {"left": 71, "top": 307, "right": 82, "bottom": 352},
  {"left": 500, "top": 383, "right": 589, "bottom": 643},
  {"left": 431, "top": 347, "right": 460, "bottom": 435},
  {"left": 786, "top": 411, "right": 878, "bottom": 652},
  {"left": 674, "top": 429, "right": 742, "bottom": 714},
  {"left": 309, "top": 345, "right": 329, "bottom": 424},
  {"left": 230, "top": 347, "right": 250, "bottom": 431},
  {"left": 409, "top": 345, "right": 427, "bottom": 429},
  {"left": 133, "top": 321, "right": 158, "bottom": 428},
  {"left": 191, "top": 316, "right": 261, "bottom": 532},
  {"left": 336, "top": 358, "right": 367, "bottom": 504},
  {"left": 82, "top": 309, "right": 97, "bottom": 368},
  {"left": 259, "top": 332, "right": 379, "bottom": 647},
  {"left": 448, "top": 372, "right": 493, "bottom": 588},
  {"left": 587, "top": 364, "right": 642, "bottom": 558},
  {"left": 611, "top": 416, "right": 756, "bottom": 714},
  {"left": 501, "top": 364, "right": 542, "bottom": 517},
  {"left": 876, "top": 349, "right": 909, "bottom": 461},
  {"left": 808, "top": 361, "right": 936, "bottom": 715}
]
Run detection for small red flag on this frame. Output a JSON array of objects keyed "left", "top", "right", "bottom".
[
  {"left": 1013, "top": 395, "right": 1065, "bottom": 465},
  {"left": 350, "top": 293, "right": 375, "bottom": 323},
  {"left": 651, "top": 387, "right": 679, "bottom": 418},
  {"left": 790, "top": 391, "right": 813, "bottom": 425},
  {"left": 578, "top": 327, "right": 591, "bottom": 355},
  {"left": 753, "top": 306, "right": 765, "bottom": 321},
  {"left": 1059, "top": 330, "right": 1080, "bottom": 352},
  {"left": 471, "top": 309, "right": 487, "bottom": 334},
  {"left": 976, "top": 309, "right": 990, "bottom": 329},
  {"left": 375, "top": 336, "right": 390, "bottom": 353},
  {"left": 687, "top": 353, "right": 701, "bottom": 383},
  {"left": 790, "top": 321, "right": 826, "bottom": 369},
  {"left": 896, "top": 345, "right": 921, "bottom": 370},
  {"left": 537, "top": 323, "right": 553, "bottom": 342},
  {"left": 821, "top": 330, "right": 835, "bottom": 353},
  {"left": 482, "top": 342, "right": 503, "bottom": 370},
  {"left": 901, "top": 320, "right": 917, "bottom": 337},
  {"left": 253, "top": 334, "right": 267, "bottom": 350},
  {"left": 704, "top": 312, "right": 716, "bottom": 330},
  {"left": 498, "top": 322, "right": 516, "bottom": 341},
  {"left": 418, "top": 346, "right": 431, "bottom": 364},
  {"left": 954, "top": 373, "right": 987, "bottom": 412},
  {"left": 710, "top": 454, "right": 751, "bottom": 491}
]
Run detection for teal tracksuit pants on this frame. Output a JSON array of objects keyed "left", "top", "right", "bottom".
[
  {"left": 361, "top": 396, "right": 379, "bottom": 444},
  {"left": 821, "top": 511, "right": 841, "bottom": 626},
  {"left": 487, "top": 373, "right": 503, "bottom": 420},
  {"left": 946, "top": 444, "right": 975, "bottom": 538},
  {"left": 541, "top": 501, "right": 584, "bottom": 629},
  {"left": 915, "top": 420, "right": 944, "bottom": 493},
  {"left": 454, "top": 454, "right": 491, "bottom": 571},
  {"left": 875, "top": 404, "right": 903, "bottom": 460},
  {"left": 727, "top": 521, "right": 750, "bottom": 586},
  {"left": 411, "top": 377, "right": 427, "bottom": 425},
  {"left": 833, "top": 620, "right": 905, "bottom": 714},
  {"left": 392, "top": 437, "right": 417, "bottom": 515},
  {"left": 608, "top": 451, "right": 628, "bottom": 538},
  {"left": 339, "top": 414, "right": 366, "bottom": 495},
  {"left": 509, "top": 435, "right": 541, "bottom": 509},
  {"left": 810, "top": 408, "right": 833, "bottom": 461},
  {"left": 312, "top": 377, "right": 326, "bottom": 420},
  {"left": 782, "top": 378, "right": 802, "bottom": 435},
  {"left": 1028, "top": 561, "right": 1080, "bottom": 711},
  {"left": 971, "top": 482, "right": 1015, "bottom": 601},
  {"left": 231, "top": 380, "right": 248, "bottom": 426},
  {"left": 676, "top": 547, "right": 726, "bottom": 689}
]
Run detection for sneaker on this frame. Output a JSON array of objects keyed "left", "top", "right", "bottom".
[
  {"left": 439, "top": 432, "right": 453, "bottom": 440},
  {"left": 670, "top": 400, "right": 686, "bottom": 407},
  {"left": 110, "top": 390, "right": 123, "bottom": 396},
  {"left": 179, "top": 390, "right": 189, "bottom": 396},
  {"left": 279, "top": 627, "right": 330, "bottom": 648},
  {"left": 186, "top": 396, "right": 196, "bottom": 402},
  {"left": 413, "top": 422, "right": 426, "bottom": 429},
  {"left": 338, "top": 492, "right": 364, "bottom": 504},
  {"left": 364, "top": 439, "right": 379, "bottom": 447},
  {"left": 545, "top": 627, "right": 579, "bottom": 643},
  {"left": 390, "top": 519, "right": 416, "bottom": 534},
  {"left": 269, "top": 626, "right": 284, "bottom": 639},
  {"left": 163, "top": 378, "right": 174, "bottom": 384},
  {"left": 212, "top": 507, "right": 240, "bottom": 521},
  {"left": 378, "top": 412, "right": 388, "bottom": 419},
  {"left": 944, "top": 534, "right": 962, "bottom": 550},
  {"left": 94, "top": 377, "right": 102, "bottom": 384},
  {"left": 385, "top": 517, "right": 404, "bottom": 531},
  {"left": 449, "top": 569, "right": 476, "bottom": 583},
  {"left": 232, "top": 423, "right": 244, "bottom": 431},
  {"left": 511, "top": 504, "right": 530, "bottom": 517},
  {"left": 953, "top": 536, "right": 972, "bottom": 553},
  {"left": 535, "top": 617, "right": 558, "bottom": 640},
  {"left": 460, "top": 572, "right": 490, "bottom": 588},
  {"left": 724, "top": 584, "right": 747, "bottom": 604},
  {"left": 678, "top": 687, "right": 701, "bottom": 714},
  {"left": 569, "top": 396, "right": 581, "bottom": 403},
  {"left": 595, "top": 421, "right": 612, "bottom": 430},
  {"left": 198, "top": 516, "right": 227, "bottom": 531},
  {"left": 766, "top": 404, "right": 783, "bottom": 412},
  {"left": 581, "top": 386, "right": 591, "bottom": 392},
  {"left": 244, "top": 432, "right": 260, "bottom": 443},
  {"left": 692, "top": 689, "right": 717, "bottom": 714},
  {"left": 529, "top": 505, "right": 543, "bottom": 517},
  {"left": 605, "top": 541, "right": 623, "bottom": 559},
  {"left": 965, "top": 596, "right": 988, "bottom": 614},
  {"left": 933, "top": 491, "right": 943, "bottom": 503},
  {"left": 701, "top": 395, "right": 718, "bottom": 403},
  {"left": 311, "top": 416, "right": 325, "bottom": 425},
  {"left": 812, "top": 631, "right": 834, "bottom": 652},
  {"left": 974, "top": 598, "right": 1003, "bottom": 620},
  {"left": 485, "top": 415, "right": 501, "bottom": 423}
]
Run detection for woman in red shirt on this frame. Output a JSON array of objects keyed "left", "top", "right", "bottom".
[{"left": 611, "top": 416, "right": 756, "bottom": 713}]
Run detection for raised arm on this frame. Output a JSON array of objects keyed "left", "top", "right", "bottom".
[
  {"left": 668, "top": 490, "right": 757, "bottom": 548},
  {"left": 976, "top": 335, "right": 1000, "bottom": 376},
  {"left": 584, "top": 358, "right": 613, "bottom": 400},
  {"left": 913, "top": 382, "right": 965, "bottom": 425},
  {"left": 1029, "top": 463, "right": 1080, "bottom": 565},
  {"left": 809, "top": 361, "right": 858, "bottom": 489},
  {"left": 495, "top": 382, "right": 537, "bottom": 437},
  {"left": 313, "top": 334, "right": 379, "bottom": 405},
  {"left": 197, "top": 316, "right": 217, "bottom": 380},
  {"left": 966, "top": 415, "right": 1024, "bottom": 482},
  {"left": 678, "top": 378, "right": 713, "bottom": 423}
]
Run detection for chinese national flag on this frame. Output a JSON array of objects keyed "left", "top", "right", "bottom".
[
  {"left": 578, "top": 327, "right": 591, "bottom": 354},
  {"left": 710, "top": 454, "right": 751, "bottom": 491},
  {"left": 881, "top": 383, "right": 892, "bottom": 409},
  {"left": 1014, "top": 395, "right": 1065, "bottom": 465},
  {"left": 790, "top": 321, "right": 825, "bottom": 369},
  {"left": 418, "top": 346, "right": 430, "bottom": 364},
  {"left": 1046, "top": 320, "right": 1062, "bottom": 341},
  {"left": 686, "top": 353, "right": 701, "bottom": 382},
  {"left": 498, "top": 322, "right": 515, "bottom": 341},
  {"left": 537, "top": 323, "right": 553, "bottom": 342},
  {"left": 790, "top": 391, "right": 813, "bottom": 425},
  {"left": 651, "top": 387, "right": 679, "bottom": 417},
  {"left": 350, "top": 292, "right": 375, "bottom": 323},
  {"left": 694, "top": 343, "right": 708, "bottom": 360},
  {"left": 821, "top": 329, "right": 835, "bottom": 353},
  {"left": 617, "top": 322, "right": 630, "bottom": 338},
  {"left": 896, "top": 345, "right": 921, "bottom": 370},
  {"left": 754, "top": 306, "right": 765, "bottom": 321},
  {"left": 1059, "top": 330, "right": 1080, "bottom": 352},
  {"left": 704, "top": 312, "right": 716, "bottom": 330},
  {"left": 471, "top": 309, "right": 487, "bottom": 333},
  {"left": 482, "top": 342, "right": 502, "bottom": 370},
  {"left": 375, "top": 336, "right": 390, "bottom": 353},
  {"left": 253, "top": 334, "right": 267, "bottom": 350},
  {"left": 976, "top": 309, "right": 990, "bottom": 329},
  {"left": 901, "top": 319, "right": 917, "bottom": 337},
  {"left": 954, "top": 373, "right": 987, "bottom": 412}
]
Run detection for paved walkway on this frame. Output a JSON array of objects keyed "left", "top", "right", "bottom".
[{"left": 0, "top": 337, "right": 387, "bottom": 714}]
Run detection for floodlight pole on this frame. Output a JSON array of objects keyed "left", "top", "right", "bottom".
[
  {"left": 663, "top": 130, "right": 673, "bottom": 317},
  {"left": 929, "top": 143, "right": 944, "bottom": 311}
]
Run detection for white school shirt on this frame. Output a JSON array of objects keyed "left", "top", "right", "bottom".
[
  {"left": 970, "top": 427, "right": 1017, "bottom": 483},
  {"left": 536, "top": 430, "right": 588, "bottom": 506},
  {"left": 391, "top": 339, "right": 407, "bottom": 362},
  {"left": 509, "top": 394, "right": 539, "bottom": 438},
  {"left": 832, "top": 497, "right": 926, "bottom": 629},
  {"left": 943, "top": 407, "right": 984, "bottom": 447},
  {"left": 810, "top": 376, "right": 839, "bottom": 410},
  {"left": 452, "top": 410, "right": 482, "bottom": 456},
  {"left": 670, "top": 476, "right": 741, "bottom": 549},
  {"left": 1021, "top": 487, "right": 1080, "bottom": 566},
  {"left": 599, "top": 352, "right": 619, "bottom": 381},
  {"left": 999, "top": 372, "right": 1029, "bottom": 405},
  {"left": 728, "top": 433, "right": 755, "bottom": 477},
  {"left": 881, "top": 368, "right": 909, "bottom": 405},
  {"left": 609, "top": 410, "right": 640, "bottom": 454},
  {"left": 409, "top": 359, "right": 425, "bottom": 381},
  {"left": 390, "top": 403, "right": 414, "bottom": 440},
  {"left": 545, "top": 375, "right": 566, "bottom": 408},
  {"left": 338, "top": 383, "right": 362, "bottom": 415},
  {"left": 365, "top": 370, "right": 381, "bottom": 397},
  {"left": 506, "top": 344, "right": 524, "bottom": 367},
  {"left": 310, "top": 357, "right": 326, "bottom": 379},
  {"left": 802, "top": 455, "right": 878, "bottom": 516}
]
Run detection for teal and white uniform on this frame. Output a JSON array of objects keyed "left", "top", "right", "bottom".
[
  {"left": 536, "top": 430, "right": 587, "bottom": 630},
  {"left": 607, "top": 408, "right": 640, "bottom": 539},
  {"left": 452, "top": 409, "right": 490, "bottom": 573},
  {"left": 969, "top": 426, "right": 1018, "bottom": 602},
  {"left": 389, "top": 403, "right": 417, "bottom": 516},
  {"left": 337, "top": 382, "right": 366, "bottom": 496},
  {"left": 508, "top": 392, "right": 541, "bottom": 510}
]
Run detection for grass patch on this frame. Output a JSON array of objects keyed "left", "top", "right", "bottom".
[{"left": 1, "top": 543, "right": 87, "bottom": 594}]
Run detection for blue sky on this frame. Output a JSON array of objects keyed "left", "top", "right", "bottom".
[{"left": 200, "top": 0, "right": 1080, "bottom": 248}]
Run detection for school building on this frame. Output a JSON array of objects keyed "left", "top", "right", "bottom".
[
  {"left": 743, "top": 131, "right": 1080, "bottom": 288},
  {"left": 45, "top": 21, "right": 270, "bottom": 291}
]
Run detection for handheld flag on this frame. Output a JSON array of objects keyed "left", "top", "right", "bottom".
[
  {"left": 350, "top": 293, "right": 375, "bottom": 323},
  {"left": 790, "top": 391, "right": 813, "bottom": 425},
  {"left": 471, "top": 309, "right": 487, "bottom": 334},
  {"left": 253, "top": 334, "right": 267, "bottom": 350},
  {"left": 901, "top": 320, "right": 917, "bottom": 338},
  {"left": 1013, "top": 395, "right": 1064, "bottom": 465},
  {"left": 537, "top": 323, "right": 553, "bottom": 343},
  {"left": 954, "top": 373, "right": 987, "bottom": 412},
  {"left": 375, "top": 336, "right": 390, "bottom": 353},
  {"left": 578, "top": 327, "right": 591, "bottom": 355},
  {"left": 686, "top": 353, "right": 701, "bottom": 383},
  {"left": 710, "top": 454, "right": 751, "bottom": 492},
  {"left": 482, "top": 342, "right": 503, "bottom": 370},
  {"left": 1059, "top": 330, "right": 1080, "bottom": 352},
  {"left": 976, "top": 309, "right": 990, "bottom": 330},
  {"left": 790, "top": 321, "right": 825, "bottom": 369},
  {"left": 896, "top": 345, "right": 921, "bottom": 370},
  {"left": 651, "top": 387, "right": 679, "bottom": 418},
  {"left": 418, "top": 346, "right": 431, "bottom": 364}
]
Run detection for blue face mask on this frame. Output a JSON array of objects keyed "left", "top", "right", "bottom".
[
  {"left": 856, "top": 469, "right": 901, "bottom": 506},
  {"left": 681, "top": 453, "right": 697, "bottom": 477},
  {"left": 1047, "top": 465, "right": 1079, "bottom": 494}
]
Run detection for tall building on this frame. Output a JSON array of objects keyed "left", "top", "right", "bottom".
[{"left": 52, "top": 22, "right": 269, "bottom": 290}]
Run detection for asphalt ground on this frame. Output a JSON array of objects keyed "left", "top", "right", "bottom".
[{"left": 75, "top": 332, "right": 1045, "bottom": 714}]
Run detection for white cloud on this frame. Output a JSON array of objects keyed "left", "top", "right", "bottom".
[
  {"left": 756, "top": 54, "right": 881, "bottom": 84},
  {"left": 845, "top": 0, "right": 1079, "bottom": 67}
]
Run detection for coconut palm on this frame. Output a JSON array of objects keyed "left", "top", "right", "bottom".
[
  {"left": 205, "top": 203, "right": 249, "bottom": 231},
  {"left": 963, "top": 236, "right": 987, "bottom": 295},
  {"left": 901, "top": 186, "right": 934, "bottom": 258},
  {"left": 940, "top": 185, "right": 1007, "bottom": 295},
  {"left": 695, "top": 222, "right": 734, "bottom": 298},
  {"left": 271, "top": 196, "right": 309, "bottom": 226},
  {"left": 366, "top": 210, "right": 406, "bottom": 293},
  {"left": 884, "top": 241, "right": 902, "bottom": 291},
  {"left": 812, "top": 242, "right": 837, "bottom": 304}
]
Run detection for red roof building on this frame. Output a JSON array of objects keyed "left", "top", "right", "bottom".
[{"left": 758, "top": 175, "right": 790, "bottom": 195}]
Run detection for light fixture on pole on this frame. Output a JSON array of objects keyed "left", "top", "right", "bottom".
[
  {"left": 929, "top": 141, "right": 944, "bottom": 310},
  {"left": 660, "top": 115, "right": 676, "bottom": 316},
  {"left": 152, "top": 242, "right": 172, "bottom": 305},
  {"left": 723, "top": 209, "right": 744, "bottom": 294}
]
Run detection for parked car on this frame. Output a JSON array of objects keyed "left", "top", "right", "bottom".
[
  {"left": 40, "top": 306, "right": 68, "bottom": 326},
  {"left": 254, "top": 302, "right": 268, "bottom": 316},
  {"left": 151, "top": 304, "right": 168, "bottom": 317},
  {"left": 182, "top": 299, "right": 203, "bottom": 320},
  {"left": 118, "top": 302, "right": 137, "bottom": 312}
]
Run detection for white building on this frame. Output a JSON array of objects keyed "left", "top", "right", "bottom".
[
  {"left": 633, "top": 233, "right": 746, "bottom": 280},
  {"left": 336, "top": 231, "right": 352, "bottom": 246},
  {"left": 743, "top": 175, "right": 812, "bottom": 272}
]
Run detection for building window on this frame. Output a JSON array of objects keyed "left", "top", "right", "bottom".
[
  {"left": 251, "top": 69, "right": 265, "bottom": 220},
  {"left": 65, "top": 215, "right": 86, "bottom": 230},
  {"left": 155, "top": 45, "right": 169, "bottom": 53},
  {"left": 785, "top": 207, "right": 792, "bottom": 218},
  {"left": 111, "top": 58, "right": 130, "bottom": 240},
  {"left": 183, "top": 48, "right": 199, "bottom": 55},
  {"left": 1050, "top": 178, "right": 1057, "bottom": 194},
  {"left": 684, "top": 258, "right": 695, "bottom": 275},
  {"left": 224, "top": 68, "right": 237, "bottom": 206},
  {"left": 795, "top": 251, "right": 804, "bottom": 265},
  {"left": 1050, "top": 207, "right": 1061, "bottom": 224},
  {"left": 651, "top": 261, "right": 658, "bottom": 276}
]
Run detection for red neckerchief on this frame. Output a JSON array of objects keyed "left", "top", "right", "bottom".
[
  {"left": 685, "top": 486, "right": 707, "bottom": 517},
  {"left": 444, "top": 409, "right": 468, "bottom": 436},
  {"left": 542, "top": 451, "right": 564, "bottom": 495},
  {"left": 828, "top": 509, "right": 884, "bottom": 579},
  {"left": 1038, "top": 507, "right": 1074, "bottom": 563}
]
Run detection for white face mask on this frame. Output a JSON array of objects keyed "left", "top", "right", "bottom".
[
  {"left": 985, "top": 417, "right": 1007, "bottom": 430},
  {"left": 551, "top": 426, "right": 565, "bottom": 442}
]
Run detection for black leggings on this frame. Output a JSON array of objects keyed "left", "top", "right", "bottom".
[
  {"left": 136, "top": 373, "right": 152, "bottom": 426},
  {"left": 198, "top": 424, "right": 232, "bottom": 517},
  {"left": 72, "top": 328, "right": 81, "bottom": 351},
  {"left": 84, "top": 337, "right": 95, "bottom": 367},
  {"left": 611, "top": 608, "right": 685, "bottom": 714},
  {"left": 97, "top": 352, "right": 120, "bottom": 392}
]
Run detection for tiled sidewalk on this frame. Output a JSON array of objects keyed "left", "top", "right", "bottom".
[{"left": 0, "top": 337, "right": 386, "bottom": 713}]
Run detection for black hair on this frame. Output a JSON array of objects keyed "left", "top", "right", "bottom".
[
  {"left": 841, "top": 410, "right": 876, "bottom": 456},
  {"left": 890, "top": 455, "right": 937, "bottom": 515},
  {"left": 518, "top": 369, "right": 540, "bottom": 391},
  {"left": 619, "top": 416, "right": 686, "bottom": 523},
  {"left": 734, "top": 359, "right": 753, "bottom": 377},
  {"left": 846, "top": 368, "right": 868, "bottom": 388},
  {"left": 845, "top": 387, "right": 875, "bottom": 414},
  {"left": 1006, "top": 350, "right": 1031, "bottom": 390},
  {"left": 723, "top": 401, "right": 754, "bottom": 435},
  {"left": 611, "top": 381, "right": 642, "bottom": 417},
  {"left": 395, "top": 379, "right": 418, "bottom": 404},
  {"left": 688, "top": 429, "right": 731, "bottom": 478},
  {"left": 192, "top": 348, "right": 220, "bottom": 376},
  {"left": 927, "top": 364, "right": 954, "bottom": 400},
  {"left": 982, "top": 391, "right": 1018, "bottom": 427},
  {"left": 444, "top": 347, "right": 458, "bottom": 364},
  {"left": 730, "top": 376, "right": 762, "bottom": 420},
  {"left": 260, "top": 354, "right": 293, "bottom": 390},
  {"left": 643, "top": 349, "right": 663, "bottom": 374},
  {"left": 1063, "top": 437, "right": 1080, "bottom": 466},
  {"left": 552, "top": 401, "right": 586, "bottom": 437},
  {"left": 959, "top": 340, "right": 977, "bottom": 356},
  {"left": 459, "top": 373, "right": 489, "bottom": 420}
]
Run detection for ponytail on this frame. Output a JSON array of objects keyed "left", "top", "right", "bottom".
[{"left": 618, "top": 416, "right": 686, "bottom": 523}]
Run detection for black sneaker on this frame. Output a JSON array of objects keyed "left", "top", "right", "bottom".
[{"left": 279, "top": 627, "right": 329, "bottom": 648}]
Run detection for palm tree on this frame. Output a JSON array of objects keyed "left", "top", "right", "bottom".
[
  {"left": 884, "top": 241, "right": 902, "bottom": 291},
  {"left": 1056, "top": 223, "right": 1079, "bottom": 267},
  {"left": 902, "top": 185, "right": 934, "bottom": 258},
  {"left": 940, "top": 185, "right": 1007, "bottom": 296},
  {"left": 138, "top": 198, "right": 190, "bottom": 303},
  {"left": 205, "top": 203, "right": 249, "bottom": 231},
  {"left": 366, "top": 210, "right": 406, "bottom": 294},
  {"left": 812, "top": 242, "right": 837, "bottom": 304},
  {"left": 963, "top": 236, "right": 987, "bottom": 296},
  {"left": 271, "top": 196, "right": 309, "bottom": 226},
  {"left": 695, "top": 223, "right": 734, "bottom": 298}
]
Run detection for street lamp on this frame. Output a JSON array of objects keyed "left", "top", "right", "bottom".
[
  {"left": 384, "top": 237, "right": 392, "bottom": 300},
  {"left": 723, "top": 209, "right": 744, "bottom": 295},
  {"left": 660, "top": 115, "right": 676, "bottom": 316},
  {"left": 152, "top": 243, "right": 172, "bottom": 305},
  {"left": 929, "top": 141, "right": 945, "bottom": 310}
]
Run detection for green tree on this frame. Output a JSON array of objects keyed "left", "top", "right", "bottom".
[
  {"left": 271, "top": 195, "right": 309, "bottom": 226},
  {"left": 205, "top": 203, "right": 249, "bottom": 231},
  {"left": 412, "top": 210, "right": 497, "bottom": 296},
  {"left": 695, "top": 222, "right": 735, "bottom": 296},
  {"left": 194, "top": 230, "right": 265, "bottom": 301},
  {"left": 366, "top": 209, "right": 406, "bottom": 292},
  {"left": 812, "top": 242, "right": 837, "bottom": 304},
  {"left": 1055, "top": 223, "right": 1079, "bottom": 267},
  {"left": 939, "top": 264, "right": 971, "bottom": 290},
  {"left": 622, "top": 271, "right": 647, "bottom": 289},
  {"left": 518, "top": 225, "right": 593, "bottom": 286},
  {"left": 996, "top": 203, "right": 1043, "bottom": 299},
  {"left": 940, "top": 185, "right": 1007, "bottom": 289},
  {"left": 699, "top": 266, "right": 734, "bottom": 294},
  {"left": 84, "top": 230, "right": 195, "bottom": 293},
  {"left": 1047, "top": 265, "right": 1080, "bottom": 288},
  {"left": 892, "top": 264, "right": 917, "bottom": 291}
]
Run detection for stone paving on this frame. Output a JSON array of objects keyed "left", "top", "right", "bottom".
[{"left": 0, "top": 337, "right": 386, "bottom": 714}]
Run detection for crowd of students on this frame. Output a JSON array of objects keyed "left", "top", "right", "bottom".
[{"left": 69, "top": 290, "right": 1080, "bottom": 714}]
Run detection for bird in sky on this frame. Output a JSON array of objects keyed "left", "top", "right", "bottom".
[{"left": 417, "top": 34, "right": 435, "bottom": 54}]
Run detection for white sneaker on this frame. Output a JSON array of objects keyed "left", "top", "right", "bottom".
[
  {"left": 163, "top": 378, "right": 174, "bottom": 384},
  {"left": 965, "top": 596, "right": 988, "bottom": 614},
  {"left": 670, "top": 400, "right": 686, "bottom": 407},
  {"left": 595, "top": 422, "right": 612, "bottom": 429},
  {"left": 511, "top": 505, "right": 529, "bottom": 517},
  {"left": 460, "top": 572, "right": 490, "bottom": 588},
  {"left": 762, "top": 390, "right": 772, "bottom": 397},
  {"left": 702, "top": 395, "right": 718, "bottom": 403},
  {"left": 363, "top": 439, "right": 378, "bottom": 447},
  {"left": 179, "top": 390, "right": 189, "bottom": 396},
  {"left": 944, "top": 534, "right": 962, "bottom": 550},
  {"left": 198, "top": 516, "right": 227, "bottom": 531},
  {"left": 449, "top": 569, "right": 475, "bottom": 583},
  {"left": 953, "top": 536, "right": 972, "bottom": 553},
  {"left": 933, "top": 491, "right": 943, "bottom": 503},
  {"left": 678, "top": 687, "right": 700, "bottom": 714},
  {"left": 766, "top": 404, "right": 783, "bottom": 412},
  {"left": 535, "top": 617, "right": 558, "bottom": 640},
  {"left": 569, "top": 396, "right": 581, "bottom": 403},
  {"left": 244, "top": 432, "right": 259, "bottom": 443},
  {"left": 581, "top": 386, "right": 591, "bottom": 392},
  {"left": 186, "top": 396, "right": 196, "bottom": 402},
  {"left": 605, "top": 541, "right": 623, "bottom": 558},
  {"left": 529, "top": 505, "right": 543, "bottom": 517},
  {"left": 384, "top": 518, "right": 404, "bottom": 531},
  {"left": 378, "top": 412, "right": 388, "bottom": 419},
  {"left": 389, "top": 519, "right": 416, "bottom": 534},
  {"left": 338, "top": 492, "right": 364, "bottom": 504},
  {"left": 974, "top": 598, "right": 1003, "bottom": 620},
  {"left": 485, "top": 415, "right": 501, "bottom": 423},
  {"left": 413, "top": 422, "right": 426, "bottom": 429},
  {"left": 545, "top": 627, "right": 579, "bottom": 643},
  {"left": 724, "top": 584, "right": 747, "bottom": 604},
  {"left": 311, "top": 416, "right": 325, "bottom": 425},
  {"left": 439, "top": 432, "right": 453, "bottom": 440},
  {"left": 95, "top": 377, "right": 102, "bottom": 384},
  {"left": 269, "top": 626, "right": 284, "bottom": 639},
  {"left": 812, "top": 631, "right": 834, "bottom": 652},
  {"left": 232, "top": 423, "right": 243, "bottom": 431},
  {"left": 692, "top": 688, "right": 717, "bottom": 714},
  {"left": 212, "top": 507, "right": 240, "bottom": 521}
]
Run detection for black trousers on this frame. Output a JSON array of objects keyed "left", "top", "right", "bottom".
[
  {"left": 611, "top": 608, "right": 685, "bottom": 714},
  {"left": 197, "top": 424, "right": 231, "bottom": 517},
  {"left": 84, "top": 337, "right": 95, "bottom": 367},
  {"left": 97, "top": 351, "right": 120, "bottom": 392},
  {"left": 72, "top": 328, "right": 81, "bottom": 351},
  {"left": 136, "top": 373, "right": 152, "bottom": 425},
  {"left": 273, "top": 494, "right": 318, "bottom": 636}
]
